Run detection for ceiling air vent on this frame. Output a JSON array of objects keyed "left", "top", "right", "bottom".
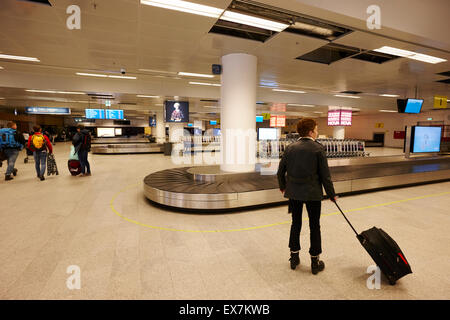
[
  {"left": 297, "top": 43, "right": 360, "bottom": 65},
  {"left": 285, "top": 18, "right": 352, "bottom": 41},
  {"left": 437, "top": 71, "right": 450, "bottom": 77},
  {"left": 21, "top": 0, "right": 51, "bottom": 5},
  {"left": 340, "top": 91, "right": 362, "bottom": 95},
  {"left": 210, "top": 20, "right": 274, "bottom": 42},
  {"left": 351, "top": 50, "right": 399, "bottom": 64},
  {"left": 436, "top": 78, "right": 450, "bottom": 84}
]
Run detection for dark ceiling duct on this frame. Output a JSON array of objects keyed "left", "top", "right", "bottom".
[{"left": 18, "top": 0, "right": 51, "bottom": 5}]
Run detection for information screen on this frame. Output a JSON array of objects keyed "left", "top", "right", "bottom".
[
  {"left": 210, "top": 120, "right": 217, "bottom": 125},
  {"left": 327, "top": 110, "right": 341, "bottom": 126},
  {"left": 85, "top": 109, "right": 105, "bottom": 119},
  {"left": 340, "top": 110, "right": 352, "bottom": 126},
  {"left": 97, "top": 128, "right": 115, "bottom": 137},
  {"left": 258, "top": 128, "right": 278, "bottom": 140},
  {"left": 405, "top": 99, "right": 424, "bottom": 114},
  {"left": 105, "top": 109, "right": 124, "bottom": 120},
  {"left": 412, "top": 126, "right": 442, "bottom": 153},
  {"left": 164, "top": 101, "right": 189, "bottom": 123},
  {"left": 149, "top": 116, "right": 156, "bottom": 127},
  {"left": 256, "top": 116, "right": 263, "bottom": 123}
]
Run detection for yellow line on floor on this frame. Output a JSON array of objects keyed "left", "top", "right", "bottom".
[{"left": 109, "top": 184, "right": 450, "bottom": 233}]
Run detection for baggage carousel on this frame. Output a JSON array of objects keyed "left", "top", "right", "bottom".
[
  {"left": 91, "top": 137, "right": 164, "bottom": 154},
  {"left": 143, "top": 154, "right": 450, "bottom": 211}
]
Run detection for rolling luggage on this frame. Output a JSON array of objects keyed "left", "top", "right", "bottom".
[
  {"left": 68, "top": 159, "right": 81, "bottom": 176},
  {"left": 334, "top": 201, "right": 412, "bottom": 285}
]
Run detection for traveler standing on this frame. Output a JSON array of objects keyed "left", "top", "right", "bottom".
[
  {"left": 0, "top": 121, "right": 25, "bottom": 181},
  {"left": 27, "top": 125, "right": 53, "bottom": 181},
  {"left": 72, "top": 124, "right": 92, "bottom": 176},
  {"left": 277, "top": 118, "right": 337, "bottom": 274}
]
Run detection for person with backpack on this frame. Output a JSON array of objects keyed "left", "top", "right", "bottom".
[
  {"left": 0, "top": 121, "right": 25, "bottom": 181},
  {"left": 72, "top": 124, "right": 92, "bottom": 176},
  {"left": 27, "top": 125, "right": 53, "bottom": 181}
]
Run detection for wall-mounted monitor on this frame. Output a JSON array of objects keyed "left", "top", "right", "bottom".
[
  {"left": 97, "top": 127, "right": 115, "bottom": 137},
  {"left": 256, "top": 116, "right": 263, "bottom": 123},
  {"left": 85, "top": 109, "right": 105, "bottom": 119},
  {"left": 258, "top": 128, "right": 278, "bottom": 140},
  {"left": 209, "top": 120, "right": 217, "bottom": 125},
  {"left": 149, "top": 116, "right": 156, "bottom": 127},
  {"left": 25, "top": 107, "right": 71, "bottom": 115},
  {"left": 404, "top": 99, "right": 424, "bottom": 114},
  {"left": 164, "top": 101, "right": 189, "bottom": 123},
  {"left": 105, "top": 109, "right": 124, "bottom": 120},
  {"left": 410, "top": 126, "right": 442, "bottom": 153},
  {"left": 187, "top": 123, "right": 193, "bottom": 127}
]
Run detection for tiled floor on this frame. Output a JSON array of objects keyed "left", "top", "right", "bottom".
[{"left": 1, "top": 142, "right": 449, "bottom": 299}]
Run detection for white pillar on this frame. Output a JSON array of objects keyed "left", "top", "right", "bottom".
[
  {"left": 169, "top": 123, "right": 184, "bottom": 143},
  {"left": 155, "top": 111, "right": 165, "bottom": 143},
  {"left": 333, "top": 126, "right": 345, "bottom": 139},
  {"left": 220, "top": 53, "right": 257, "bottom": 173}
]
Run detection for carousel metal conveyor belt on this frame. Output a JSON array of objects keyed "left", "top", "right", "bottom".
[
  {"left": 143, "top": 155, "right": 450, "bottom": 211},
  {"left": 92, "top": 143, "right": 164, "bottom": 154}
]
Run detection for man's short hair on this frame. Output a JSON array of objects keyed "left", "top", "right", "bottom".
[
  {"left": 297, "top": 118, "right": 317, "bottom": 137},
  {"left": 77, "top": 124, "right": 85, "bottom": 130},
  {"left": 33, "top": 125, "right": 41, "bottom": 132},
  {"left": 7, "top": 121, "right": 16, "bottom": 128}
]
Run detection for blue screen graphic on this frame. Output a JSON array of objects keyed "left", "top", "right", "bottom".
[
  {"left": 210, "top": 120, "right": 217, "bottom": 125},
  {"left": 404, "top": 99, "right": 423, "bottom": 114},
  {"left": 187, "top": 123, "right": 193, "bottom": 127},
  {"left": 256, "top": 116, "right": 263, "bottom": 123},
  {"left": 412, "top": 126, "right": 442, "bottom": 153},
  {"left": 85, "top": 109, "right": 105, "bottom": 119},
  {"left": 105, "top": 109, "right": 124, "bottom": 120}
]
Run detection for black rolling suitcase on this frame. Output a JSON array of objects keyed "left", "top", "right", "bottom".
[{"left": 334, "top": 201, "right": 412, "bottom": 285}]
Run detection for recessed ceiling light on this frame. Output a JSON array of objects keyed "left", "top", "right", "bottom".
[
  {"left": 273, "top": 89, "right": 306, "bottom": 94},
  {"left": 380, "top": 94, "right": 400, "bottom": 97},
  {"left": 0, "top": 54, "right": 40, "bottom": 62},
  {"left": 288, "top": 104, "right": 315, "bottom": 107},
  {"left": 25, "top": 89, "right": 85, "bottom": 95},
  {"left": 137, "top": 95, "right": 160, "bottom": 98},
  {"left": 108, "top": 75, "right": 137, "bottom": 79},
  {"left": 76, "top": 72, "right": 108, "bottom": 78},
  {"left": 220, "top": 10, "right": 289, "bottom": 32},
  {"left": 334, "top": 94, "right": 361, "bottom": 99},
  {"left": 189, "top": 81, "right": 221, "bottom": 87},
  {"left": 373, "top": 46, "right": 447, "bottom": 64},
  {"left": 379, "top": 110, "right": 398, "bottom": 112},
  {"left": 178, "top": 72, "right": 214, "bottom": 78},
  {"left": 140, "top": 0, "right": 224, "bottom": 18}
]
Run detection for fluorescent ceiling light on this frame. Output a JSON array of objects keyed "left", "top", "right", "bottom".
[
  {"left": 76, "top": 72, "right": 107, "bottom": 78},
  {"left": 373, "top": 46, "right": 447, "bottom": 64},
  {"left": 220, "top": 10, "right": 289, "bottom": 32},
  {"left": 137, "top": 95, "right": 160, "bottom": 98},
  {"left": 334, "top": 94, "right": 361, "bottom": 99},
  {"left": 380, "top": 94, "right": 400, "bottom": 97},
  {"left": 379, "top": 110, "right": 398, "bottom": 112},
  {"left": 140, "top": 0, "right": 223, "bottom": 18},
  {"left": 108, "top": 75, "right": 137, "bottom": 79},
  {"left": 0, "top": 66, "right": 3, "bottom": 69},
  {"left": 313, "top": 111, "right": 323, "bottom": 113},
  {"left": 26, "top": 89, "right": 85, "bottom": 95},
  {"left": 0, "top": 54, "right": 40, "bottom": 62},
  {"left": 76, "top": 73, "right": 136, "bottom": 79},
  {"left": 189, "top": 81, "right": 221, "bottom": 87},
  {"left": 178, "top": 72, "right": 214, "bottom": 78},
  {"left": 273, "top": 89, "right": 306, "bottom": 94},
  {"left": 288, "top": 104, "right": 315, "bottom": 107}
]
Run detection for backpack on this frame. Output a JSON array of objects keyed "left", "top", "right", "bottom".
[
  {"left": 31, "top": 134, "right": 46, "bottom": 151},
  {"left": 0, "top": 128, "right": 22, "bottom": 150},
  {"left": 80, "top": 132, "right": 91, "bottom": 151}
]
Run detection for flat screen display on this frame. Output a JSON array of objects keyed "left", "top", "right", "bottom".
[
  {"left": 105, "top": 109, "right": 124, "bottom": 120},
  {"left": 187, "top": 123, "right": 193, "bottom": 127},
  {"left": 258, "top": 128, "right": 278, "bottom": 140},
  {"left": 327, "top": 110, "right": 341, "bottom": 126},
  {"left": 412, "top": 126, "right": 442, "bottom": 153},
  {"left": 149, "top": 116, "right": 156, "bottom": 127},
  {"left": 256, "top": 116, "right": 263, "bottom": 123},
  {"left": 114, "top": 128, "right": 122, "bottom": 136},
  {"left": 340, "top": 110, "right": 352, "bottom": 126},
  {"left": 210, "top": 120, "right": 217, "bottom": 125},
  {"left": 85, "top": 109, "right": 105, "bottom": 119},
  {"left": 164, "top": 101, "right": 189, "bottom": 123},
  {"left": 25, "top": 107, "right": 71, "bottom": 115},
  {"left": 97, "top": 127, "right": 115, "bottom": 137},
  {"left": 404, "top": 99, "right": 423, "bottom": 114}
]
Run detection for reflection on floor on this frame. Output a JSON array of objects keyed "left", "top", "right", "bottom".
[{"left": 0, "top": 142, "right": 449, "bottom": 299}]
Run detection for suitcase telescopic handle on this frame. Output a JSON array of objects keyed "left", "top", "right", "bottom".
[{"left": 333, "top": 201, "right": 359, "bottom": 236}]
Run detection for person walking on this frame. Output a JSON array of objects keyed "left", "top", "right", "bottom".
[
  {"left": 27, "top": 125, "right": 53, "bottom": 181},
  {"left": 0, "top": 121, "right": 25, "bottom": 181},
  {"left": 277, "top": 118, "right": 337, "bottom": 274},
  {"left": 72, "top": 124, "right": 92, "bottom": 176}
]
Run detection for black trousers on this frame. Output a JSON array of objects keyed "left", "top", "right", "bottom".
[{"left": 288, "top": 200, "right": 322, "bottom": 256}]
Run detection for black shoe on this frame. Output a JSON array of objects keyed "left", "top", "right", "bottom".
[
  {"left": 5, "top": 175, "right": 13, "bottom": 181},
  {"left": 311, "top": 256, "right": 325, "bottom": 275},
  {"left": 40, "top": 175, "right": 45, "bottom": 181},
  {"left": 12, "top": 168, "right": 18, "bottom": 176},
  {"left": 289, "top": 252, "right": 300, "bottom": 270}
]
